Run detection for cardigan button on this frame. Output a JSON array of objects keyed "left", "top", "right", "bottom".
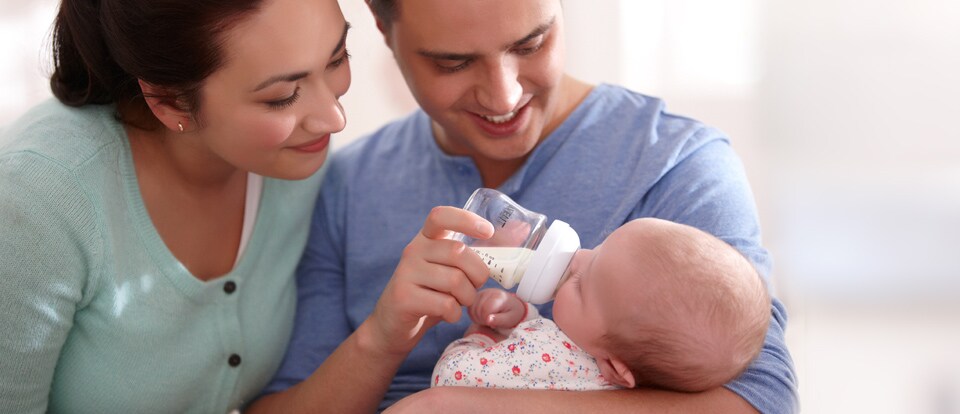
[
  {"left": 228, "top": 354, "right": 242, "bottom": 367},
  {"left": 223, "top": 281, "right": 237, "bottom": 294}
]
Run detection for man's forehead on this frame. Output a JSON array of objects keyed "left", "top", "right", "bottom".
[{"left": 392, "top": 0, "right": 558, "bottom": 47}]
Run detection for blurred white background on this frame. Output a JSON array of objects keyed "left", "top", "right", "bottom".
[{"left": 2, "top": 0, "right": 959, "bottom": 412}]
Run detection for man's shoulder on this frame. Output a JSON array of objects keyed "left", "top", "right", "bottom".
[
  {"left": 332, "top": 110, "right": 427, "bottom": 164},
  {"left": 585, "top": 84, "right": 705, "bottom": 128},
  {"left": 323, "top": 110, "right": 432, "bottom": 190},
  {"left": 587, "top": 83, "right": 660, "bottom": 113},
  {"left": 579, "top": 84, "right": 726, "bottom": 149}
]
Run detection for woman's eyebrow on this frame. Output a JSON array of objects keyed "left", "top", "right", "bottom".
[
  {"left": 252, "top": 21, "right": 351, "bottom": 92},
  {"left": 330, "top": 21, "right": 351, "bottom": 59},
  {"left": 253, "top": 72, "right": 309, "bottom": 92}
]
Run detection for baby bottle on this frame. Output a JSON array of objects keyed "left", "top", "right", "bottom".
[{"left": 451, "top": 188, "right": 580, "bottom": 304}]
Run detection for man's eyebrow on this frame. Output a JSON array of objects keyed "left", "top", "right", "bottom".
[
  {"left": 252, "top": 21, "right": 351, "bottom": 92},
  {"left": 415, "top": 16, "right": 556, "bottom": 61},
  {"left": 509, "top": 17, "right": 555, "bottom": 49},
  {"left": 416, "top": 49, "right": 478, "bottom": 62}
]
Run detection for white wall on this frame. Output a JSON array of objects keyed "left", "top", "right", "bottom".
[
  {"left": 0, "top": 0, "right": 58, "bottom": 128},
  {"left": 3, "top": 0, "right": 960, "bottom": 412},
  {"left": 759, "top": 1, "right": 960, "bottom": 411}
]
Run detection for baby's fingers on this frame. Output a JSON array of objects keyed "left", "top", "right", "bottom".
[{"left": 487, "top": 298, "right": 526, "bottom": 329}]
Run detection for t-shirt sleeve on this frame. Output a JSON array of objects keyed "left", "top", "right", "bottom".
[
  {"left": 260, "top": 164, "right": 352, "bottom": 396},
  {"left": 725, "top": 299, "right": 798, "bottom": 414},
  {"left": 639, "top": 135, "right": 771, "bottom": 279},
  {"left": 0, "top": 153, "right": 98, "bottom": 413},
  {"left": 638, "top": 136, "right": 799, "bottom": 413}
]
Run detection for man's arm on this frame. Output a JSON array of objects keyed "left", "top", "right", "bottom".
[
  {"left": 248, "top": 198, "right": 495, "bottom": 413},
  {"left": 385, "top": 298, "right": 794, "bottom": 414},
  {"left": 636, "top": 137, "right": 799, "bottom": 413},
  {"left": 385, "top": 386, "right": 758, "bottom": 414},
  {"left": 249, "top": 319, "right": 417, "bottom": 414}
]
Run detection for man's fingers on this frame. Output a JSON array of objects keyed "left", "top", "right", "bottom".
[
  {"left": 420, "top": 206, "right": 494, "bottom": 240},
  {"left": 415, "top": 265, "right": 478, "bottom": 309},
  {"left": 407, "top": 238, "right": 490, "bottom": 289},
  {"left": 398, "top": 287, "right": 464, "bottom": 325}
]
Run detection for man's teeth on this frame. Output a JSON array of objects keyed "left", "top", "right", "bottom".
[{"left": 482, "top": 110, "right": 518, "bottom": 124}]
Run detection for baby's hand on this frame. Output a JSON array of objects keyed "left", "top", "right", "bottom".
[{"left": 468, "top": 289, "right": 527, "bottom": 329}]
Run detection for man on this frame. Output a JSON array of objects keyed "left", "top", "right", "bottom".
[{"left": 260, "top": 1, "right": 797, "bottom": 412}]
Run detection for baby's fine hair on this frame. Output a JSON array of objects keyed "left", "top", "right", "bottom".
[{"left": 600, "top": 219, "right": 770, "bottom": 392}]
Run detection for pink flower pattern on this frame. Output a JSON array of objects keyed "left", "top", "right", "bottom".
[{"left": 431, "top": 317, "right": 617, "bottom": 391}]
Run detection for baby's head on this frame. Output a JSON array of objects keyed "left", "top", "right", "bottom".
[{"left": 552, "top": 218, "right": 769, "bottom": 391}]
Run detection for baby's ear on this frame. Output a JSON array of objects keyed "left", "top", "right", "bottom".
[{"left": 596, "top": 356, "right": 636, "bottom": 389}]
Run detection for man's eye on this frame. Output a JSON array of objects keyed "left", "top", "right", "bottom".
[
  {"left": 436, "top": 59, "right": 472, "bottom": 73},
  {"left": 514, "top": 36, "right": 545, "bottom": 56},
  {"left": 514, "top": 42, "right": 543, "bottom": 56}
]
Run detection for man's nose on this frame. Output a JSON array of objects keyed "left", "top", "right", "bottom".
[{"left": 475, "top": 58, "right": 522, "bottom": 115}]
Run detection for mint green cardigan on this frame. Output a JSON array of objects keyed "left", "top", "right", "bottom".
[{"left": 0, "top": 100, "right": 324, "bottom": 413}]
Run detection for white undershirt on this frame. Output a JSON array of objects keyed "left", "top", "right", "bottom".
[{"left": 234, "top": 173, "right": 262, "bottom": 266}]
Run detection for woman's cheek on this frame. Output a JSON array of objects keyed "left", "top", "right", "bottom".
[{"left": 248, "top": 114, "right": 298, "bottom": 148}]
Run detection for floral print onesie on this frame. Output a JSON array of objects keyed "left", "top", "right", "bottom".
[{"left": 432, "top": 306, "right": 619, "bottom": 391}]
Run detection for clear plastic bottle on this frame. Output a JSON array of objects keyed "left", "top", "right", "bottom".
[{"left": 451, "top": 188, "right": 580, "bottom": 304}]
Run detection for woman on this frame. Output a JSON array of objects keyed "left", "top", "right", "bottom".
[{"left": 0, "top": 0, "right": 351, "bottom": 411}]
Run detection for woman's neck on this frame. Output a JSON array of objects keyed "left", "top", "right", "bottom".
[{"left": 126, "top": 125, "right": 245, "bottom": 191}]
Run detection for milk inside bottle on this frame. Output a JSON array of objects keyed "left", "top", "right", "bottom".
[{"left": 451, "top": 188, "right": 581, "bottom": 304}]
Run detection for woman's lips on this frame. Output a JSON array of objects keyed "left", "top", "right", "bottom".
[{"left": 291, "top": 134, "right": 330, "bottom": 153}]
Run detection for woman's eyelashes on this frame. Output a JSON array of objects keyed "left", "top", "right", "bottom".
[
  {"left": 266, "top": 87, "right": 301, "bottom": 110},
  {"left": 264, "top": 50, "right": 350, "bottom": 110},
  {"left": 329, "top": 48, "right": 351, "bottom": 69}
]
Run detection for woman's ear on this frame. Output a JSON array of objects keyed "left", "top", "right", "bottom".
[
  {"left": 596, "top": 356, "right": 636, "bottom": 389},
  {"left": 138, "top": 79, "right": 191, "bottom": 133}
]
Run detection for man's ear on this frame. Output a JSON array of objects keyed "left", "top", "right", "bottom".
[
  {"left": 377, "top": 19, "right": 394, "bottom": 50},
  {"left": 374, "top": 17, "right": 387, "bottom": 36},
  {"left": 363, "top": 2, "right": 392, "bottom": 44},
  {"left": 138, "top": 79, "right": 190, "bottom": 133},
  {"left": 364, "top": 1, "right": 387, "bottom": 36},
  {"left": 596, "top": 356, "right": 636, "bottom": 389}
]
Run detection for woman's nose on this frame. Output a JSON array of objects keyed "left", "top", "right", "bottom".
[{"left": 302, "top": 87, "right": 346, "bottom": 135}]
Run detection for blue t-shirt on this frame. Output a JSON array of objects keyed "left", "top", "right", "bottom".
[{"left": 266, "top": 84, "right": 798, "bottom": 413}]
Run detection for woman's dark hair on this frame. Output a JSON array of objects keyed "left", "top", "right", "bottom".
[{"left": 50, "top": 0, "right": 263, "bottom": 124}]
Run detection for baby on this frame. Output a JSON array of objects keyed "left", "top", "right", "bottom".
[{"left": 432, "top": 218, "right": 770, "bottom": 392}]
